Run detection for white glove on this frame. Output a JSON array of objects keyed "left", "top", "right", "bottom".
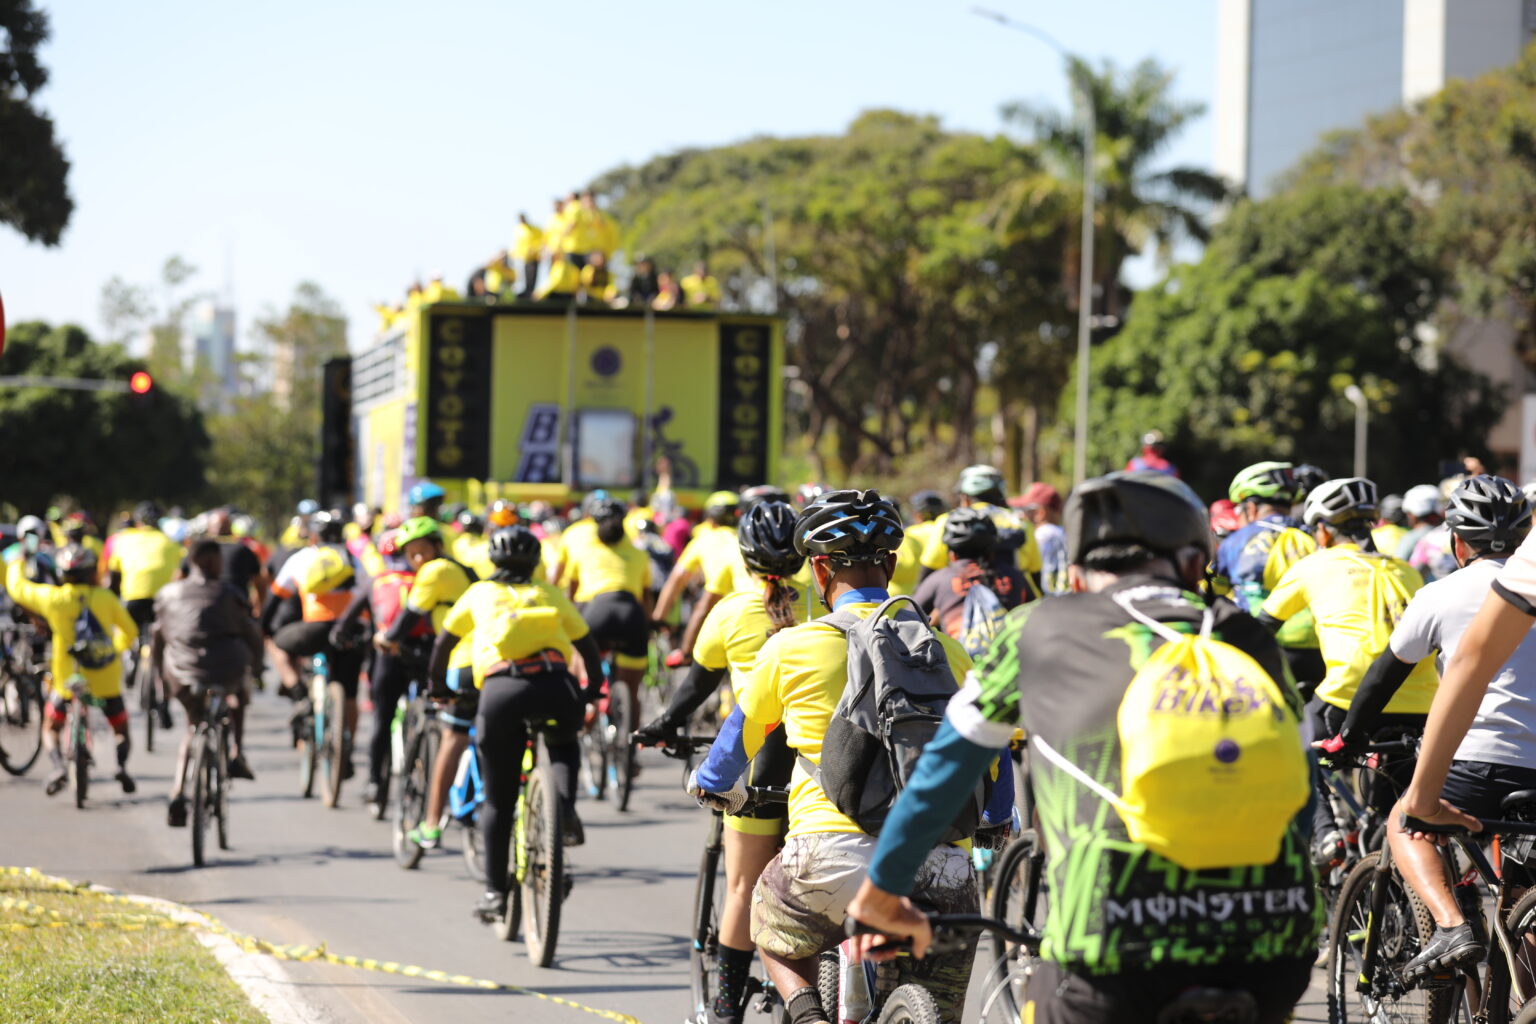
[{"left": 686, "top": 769, "right": 747, "bottom": 815}]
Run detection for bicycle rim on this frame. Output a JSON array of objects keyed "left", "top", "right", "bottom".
[
  {"left": 581, "top": 727, "right": 607, "bottom": 800},
  {"left": 462, "top": 819, "right": 485, "bottom": 880},
  {"left": 877, "top": 983, "right": 941, "bottom": 1024},
  {"left": 322, "top": 682, "right": 345, "bottom": 808},
  {"left": 393, "top": 729, "right": 430, "bottom": 869},
  {"left": 191, "top": 736, "right": 209, "bottom": 867},
  {"left": 215, "top": 724, "right": 230, "bottom": 851},
  {"left": 73, "top": 712, "right": 89, "bottom": 809},
  {"left": 690, "top": 827, "right": 724, "bottom": 1015},
  {"left": 1327, "top": 851, "right": 1454, "bottom": 1024},
  {"left": 523, "top": 766, "right": 564, "bottom": 968},
  {"left": 609, "top": 686, "right": 636, "bottom": 812},
  {"left": 1488, "top": 886, "right": 1536, "bottom": 1023},
  {"left": 0, "top": 673, "right": 43, "bottom": 776}
]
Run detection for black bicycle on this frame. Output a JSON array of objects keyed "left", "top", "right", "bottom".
[
  {"left": 189, "top": 686, "right": 236, "bottom": 867},
  {"left": 393, "top": 683, "right": 440, "bottom": 870},
  {"left": 0, "top": 620, "right": 45, "bottom": 776}
]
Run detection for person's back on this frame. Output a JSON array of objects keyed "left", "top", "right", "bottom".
[
  {"left": 155, "top": 570, "right": 259, "bottom": 692},
  {"left": 109, "top": 523, "right": 182, "bottom": 602}
]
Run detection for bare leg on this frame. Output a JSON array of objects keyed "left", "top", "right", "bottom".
[
  {"left": 1389, "top": 797, "right": 1461, "bottom": 926},
  {"left": 427, "top": 728, "right": 470, "bottom": 827},
  {"left": 761, "top": 950, "right": 823, "bottom": 1019},
  {"left": 722, "top": 829, "right": 778, "bottom": 950}
]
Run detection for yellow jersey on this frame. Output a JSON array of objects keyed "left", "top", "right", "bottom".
[
  {"left": 680, "top": 273, "right": 721, "bottom": 308},
  {"left": 1262, "top": 544, "right": 1438, "bottom": 712},
  {"left": 106, "top": 526, "right": 183, "bottom": 602},
  {"left": 920, "top": 503, "right": 1042, "bottom": 577},
  {"left": 452, "top": 533, "right": 496, "bottom": 583},
  {"left": 566, "top": 536, "right": 651, "bottom": 603},
  {"left": 441, "top": 580, "right": 590, "bottom": 683},
  {"left": 695, "top": 588, "right": 812, "bottom": 691},
  {"left": 738, "top": 601, "right": 973, "bottom": 837},
  {"left": 5, "top": 559, "right": 136, "bottom": 699},
  {"left": 512, "top": 222, "right": 544, "bottom": 263},
  {"left": 888, "top": 532, "right": 924, "bottom": 596}
]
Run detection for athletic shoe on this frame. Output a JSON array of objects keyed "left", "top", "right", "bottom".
[
  {"left": 473, "top": 890, "right": 507, "bottom": 924},
  {"left": 116, "top": 769, "right": 136, "bottom": 794},
  {"left": 44, "top": 769, "right": 67, "bottom": 797},
  {"left": 228, "top": 755, "right": 255, "bottom": 781},
  {"left": 563, "top": 812, "right": 586, "bottom": 848},
  {"left": 167, "top": 795, "right": 188, "bottom": 827},
  {"left": 1310, "top": 829, "right": 1345, "bottom": 869},
  {"left": 1404, "top": 922, "right": 1485, "bottom": 981},
  {"left": 407, "top": 824, "right": 441, "bottom": 850}
]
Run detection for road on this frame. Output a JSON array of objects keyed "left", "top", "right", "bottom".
[{"left": 0, "top": 682, "right": 1330, "bottom": 1024}]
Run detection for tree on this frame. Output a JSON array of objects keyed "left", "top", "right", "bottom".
[
  {"left": 1073, "top": 184, "right": 1500, "bottom": 497},
  {"left": 0, "top": 321, "right": 209, "bottom": 516},
  {"left": 0, "top": 0, "right": 71, "bottom": 245},
  {"left": 96, "top": 256, "right": 208, "bottom": 392}
]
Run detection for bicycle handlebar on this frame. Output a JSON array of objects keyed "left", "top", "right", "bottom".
[
  {"left": 845, "top": 912, "right": 1041, "bottom": 957},
  {"left": 741, "top": 786, "right": 789, "bottom": 811},
  {"left": 1400, "top": 813, "right": 1536, "bottom": 838},
  {"left": 658, "top": 735, "right": 719, "bottom": 759}
]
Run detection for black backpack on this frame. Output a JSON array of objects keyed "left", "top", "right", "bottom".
[
  {"left": 799, "top": 594, "right": 990, "bottom": 843},
  {"left": 69, "top": 593, "right": 118, "bottom": 671}
]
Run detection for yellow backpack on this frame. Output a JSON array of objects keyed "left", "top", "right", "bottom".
[
  {"left": 298, "top": 546, "right": 355, "bottom": 595},
  {"left": 1034, "top": 595, "right": 1309, "bottom": 869}
]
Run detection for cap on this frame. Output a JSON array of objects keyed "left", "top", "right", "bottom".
[{"left": 1020, "top": 482, "right": 1062, "bottom": 512}]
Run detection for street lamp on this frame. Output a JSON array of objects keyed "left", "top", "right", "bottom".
[
  {"left": 1344, "top": 384, "right": 1368, "bottom": 478},
  {"left": 972, "top": 8, "right": 1095, "bottom": 485}
]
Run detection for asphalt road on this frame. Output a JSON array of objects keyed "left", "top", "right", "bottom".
[{"left": 0, "top": 681, "right": 1330, "bottom": 1024}]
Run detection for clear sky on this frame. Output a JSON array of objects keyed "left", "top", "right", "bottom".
[{"left": 1, "top": 0, "right": 1216, "bottom": 354}]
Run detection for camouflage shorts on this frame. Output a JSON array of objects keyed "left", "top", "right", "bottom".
[{"left": 751, "top": 833, "right": 979, "bottom": 1022}]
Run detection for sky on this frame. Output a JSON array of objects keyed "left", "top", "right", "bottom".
[{"left": 1, "top": 0, "right": 1217, "bottom": 355}]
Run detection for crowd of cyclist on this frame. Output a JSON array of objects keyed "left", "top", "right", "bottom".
[{"left": 9, "top": 448, "right": 1536, "bottom": 1024}]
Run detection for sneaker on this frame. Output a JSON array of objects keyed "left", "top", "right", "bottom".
[
  {"left": 341, "top": 759, "right": 355, "bottom": 781},
  {"left": 473, "top": 890, "right": 507, "bottom": 924},
  {"left": 228, "top": 754, "right": 255, "bottom": 781},
  {"left": 406, "top": 824, "right": 442, "bottom": 850},
  {"left": 1404, "top": 922, "right": 1485, "bottom": 981},
  {"left": 278, "top": 681, "right": 305, "bottom": 701},
  {"left": 167, "top": 795, "right": 188, "bottom": 828},
  {"left": 44, "top": 769, "right": 67, "bottom": 797},
  {"left": 363, "top": 781, "right": 379, "bottom": 805},
  {"left": 116, "top": 769, "right": 136, "bottom": 795},
  {"left": 156, "top": 704, "right": 172, "bottom": 731},
  {"left": 706, "top": 999, "right": 744, "bottom": 1024},
  {"left": 563, "top": 812, "right": 586, "bottom": 848},
  {"left": 1311, "top": 829, "right": 1345, "bottom": 869}
]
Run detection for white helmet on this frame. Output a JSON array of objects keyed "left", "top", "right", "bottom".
[
  {"left": 16, "top": 515, "right": 46, "bottom": 539},
  {"left": 1303, "top": 477, "right": 1378, "bottom": 529},
  {"left": 1523, "top": 482, "right": 1536, "bottom": 507},
  {"left": 1402, "top": 484, "right": 1444, "bottom": 518}
]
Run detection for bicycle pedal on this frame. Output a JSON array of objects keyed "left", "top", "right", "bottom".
[{"left": 1420, "top": 970, "right": 1458, "bottom": 989}]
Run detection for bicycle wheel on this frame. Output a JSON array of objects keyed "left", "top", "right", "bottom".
[
  {"left": 140, "top": 653, "right": 157, "bottom": 755},
  {"left": 393, "top": 725, "right": 434, "bottom": 869},
  {"left": 1516, "top": 1000, "right": 1536, "bottom": 1024},
  {"left": 521, "top": 763, "right": 565, "bottom": 967},
  {"left": 72, "top": 709, "right": 90, "bottom": 809},
  {"left": 990, "top": 832, "right": 1047, "bottom": 957},
  {"left": 214, "top": 722, "right": 231, "bottom": 851},
  {"left": 690, "top": 819, "right": 725, "bottom": 1018},
  {"left": 321, "top": 681, "right": 346, "bottom": 808},
  {"left": 816, "top": 950, "right": 840, "bottom": 1023},
  {"left": 0, "top": 671, "right": 43, "bottom": 776},
  {"left": 191, "top": 731, "right": 210, "bottom": 867},
  {"left": 580, "top": 722, "right": 608, "bottom": 800},
  {"left": 877, "top": 983, "right": 941, "bottom": 1024},
  {"left": 297, "top": 706, "right": 317, "bottom": 799},
  {"left": 1487, "top": 885, "right": 1536, "bottom": 1023},
  {"left": 462, "top": 816, "right": 485, "bottom": 881},
  {"left": 1326, "top": 851, "right": 1455, "bottom": 1024},
  {"left": 610, "top": 685, "right": 637, "bottom": 812}
]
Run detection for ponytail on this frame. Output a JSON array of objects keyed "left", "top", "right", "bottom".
[{"left": 760, "top": 576, "right": 799, "bottom": 634}]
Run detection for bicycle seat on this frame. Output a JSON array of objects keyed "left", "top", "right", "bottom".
[
  {"left": 1155, "top": 988, "right": 1257, "bottom": 1024},
  {"left": 1501, "top": 790, "right": 1536, "bottom": 818}
]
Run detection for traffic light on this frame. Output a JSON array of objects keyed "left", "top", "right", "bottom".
[{"left": 129, "top": 371, "right": 153, "bottom": 394}]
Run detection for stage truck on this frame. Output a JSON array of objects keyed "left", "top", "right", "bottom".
[{"left": 324, "top": 302, "right": 784, "bottom": 512}]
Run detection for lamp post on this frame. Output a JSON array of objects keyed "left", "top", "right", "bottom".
[
  {"left": 1344, "top": 384, "right": 1368, "bottom": 478},
  {"left": 972, "top": 8, "right": 1095, "bottom": 485}
]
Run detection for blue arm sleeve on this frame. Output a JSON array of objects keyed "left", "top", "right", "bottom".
[
  {"left": 867, "top": 718, "right": 997, "bottom": 895},
  {"left": 694, "top": 704, "right": 752, "bottom": 792},
  {"left": 982, "top": 748, "right": 1015, "bottom": 826}
]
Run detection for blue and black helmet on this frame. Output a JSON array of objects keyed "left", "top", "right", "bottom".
[
  {"left": 738, "top": 500, "right": 804, "bottom": 579},
  {"left": 793, "top": 489, "right": 905, "bottom": 565},
  {"left": 408, "top": 481, "right": 446, "bottom": 507}
]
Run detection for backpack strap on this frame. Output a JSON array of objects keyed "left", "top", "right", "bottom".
[
  {"left": 1109, "top": 590, "right": 1215, "bottom": 643},
  {"left": 1032, "top": 734, "right": 1125, "bottom": 807}
]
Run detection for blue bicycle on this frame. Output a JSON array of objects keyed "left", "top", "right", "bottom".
[
  {"left": 449, "top": 727, "right": 486, "bottom": 880},
  {"left": 297, "top": 652, "right": 349, "bottom": 807}
]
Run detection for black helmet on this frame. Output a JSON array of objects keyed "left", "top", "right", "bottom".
[
  {"left": 457, "top": 509, "right": 485, "bottom": 533},
  {"left": 1446, "top": 475, "right": 1532, "bottom": 555},
  {"left": 1291, "top": 464, "right": 1329, "bottom": 503},
  {"left": 740, "top": 484, "right": 791, "bottom": 510},
  {"left": 589, "top": 497, "right": 627, "bottom": 522},
  {"left": 910, "top": 490, "right": 946, "bottom": 521},
  {"left": 1065, "top": 471, "right": 1213, "bottom": 565},
  {"left": 738, "top": 501, "right": 804, "bottom": 578},
  {"left": 57, "top": 543, "right": 98, "bottom": 578},
  {"left": 488, "top": 525, "right": 542, "bottom": 576},
  {"left": 134, "top": 501, "right": 161, "bottom": 527},
  {"left": 794, "top": 489, "right": 904, "bottom": 564},
  {"left": 942, "top": 506, "right": 999, "bottom": 558},
  {"left": 312, "top": 509, "right": 346, "bottom": 543}
]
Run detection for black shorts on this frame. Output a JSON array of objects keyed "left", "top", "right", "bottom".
[
  {"left": 125, "top": 598, "right": 156, "bottom": 635},
  {"left": 580, "top": 591, "right": 648, "bottom": 660},
  {"left": 1023, "top": 957, "right": 1313, "bottom": 1024},
  {"left": 735, "top": 727, "right": 793, "bottom": 822},
  {"left": 1440, "top": 760, "right": 1536, "bottom": 819},
  {"left": 273, "top": 620, "right": 365, "bottom": 700}
]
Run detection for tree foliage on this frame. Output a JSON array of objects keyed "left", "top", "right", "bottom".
[
  {"left": 1076, "top": 183, "right": 1500, "bottom": 497},
  {"left": 0, "top": 0, "right": 71, "bottom": 245},
  {"left": 0, "top": 321, "right": 208, "bottom": 516}
]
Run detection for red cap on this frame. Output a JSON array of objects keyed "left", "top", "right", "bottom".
[{"left": 1019, "top": 482, "right": 1062, "bottom": 512}]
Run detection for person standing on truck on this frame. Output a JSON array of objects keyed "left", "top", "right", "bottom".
[{"left": 513, "top": 212, "right": 544, "bottom": 300}]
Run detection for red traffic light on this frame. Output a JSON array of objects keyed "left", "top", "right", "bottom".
[{"left": 129, "top": 371, "right": 153, "bottom": 395}]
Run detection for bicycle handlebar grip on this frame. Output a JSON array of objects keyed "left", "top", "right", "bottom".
[{"left": 1399, "top": 813, "right": 1462, "bottom": 835}]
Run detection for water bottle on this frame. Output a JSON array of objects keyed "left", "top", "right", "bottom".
[{"left": 837, "top": 939, "right": 872, "bottom": 1024}]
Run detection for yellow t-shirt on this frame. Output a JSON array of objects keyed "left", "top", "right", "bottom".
[
  {"left": 405, "top": 557, "right": 473, "bottom": 632},
  {"left": 920, "top": 503, "right": 1042, "bottom": 577},
  {"left": 1373, "top": 523, "right": 1408, "bottom": 557},
  {"left": 1262, "top": 544, "right": 1438, "bottom": 712},
  {"left": 738, "top": 602, "right": 973, "bottom": 837},
  {"left": 702, "top": 540, "right": 756, "bottom": 598},
  {"left": 511, "top": 223, "right": 545, "bottom": 263},
  {"left": 536, "top": 258, "right": 581, "bottom": 299},
  {"left": 673, "top": 522, "right": 722, "bottom": 578},
  {"left": 567, "top": 538, "right": 651, "bottom": 603},
  {"left": 5, "top": 560, "right": 135, "bottom": 699},
  {"left": 106, "top": 526, "right": 183, "bottom": 602},
  {"left": 888, "top": 532, "right": 924, "bottom": 596},
  {"left": 452, "top": 533, "right": 496, "bottom": 583},
  {"left": 695, "top": 588, "right": 812, "bottom": 691},
  {"left": 441, "top": 580, "right": 590, "bottom": 682},
  {"left": 680, "top": 273, "right": 721, "bottom": 308}
]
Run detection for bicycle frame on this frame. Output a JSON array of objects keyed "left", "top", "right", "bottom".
[{"left": 448, "top": 727, "right": 483, "bottom": 825}]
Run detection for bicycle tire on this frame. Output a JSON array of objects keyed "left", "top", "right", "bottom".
[
  {"left": 877, "top": 983, "right": 941, "bottom": 1024},
  {"left": 816, "top": 950, "right": 840, "bottom": 1023},
  {"left": 611, "top": 684, "right": 637, "bottom": 812},
  {"left": 72, "top": 708, "right": 89, "bottom": 809},
  {"left": 462, "top": 816, "right": 485, "bottom": 881},
  {"left": 142, "top": 658, "right": 157, "bottom": 755},
  {"left": 522, "top": 763, "right": 564, "bottom": 968},
  {"left": 191, "top": 731, "right": 210, "bottom": 867},
  {"left": 322, "top": 681, "right": 346, "bottom": 808},
  {"left": 393, "top": 725, "right": 433, "bottom": 869},
  {"left": 1326, "top": 851, "right": 1455, "bottom": 1024},
  {"left": 581, "top": 723, "right": 608, "bottom": 800},
  {"left": 0, "top": 671, "right": 43, "bottom": 776},
  {"left": 214, "top": 720, "right": 231, "bottom": 851},
  {"left": 1516, "top": 999, "right": 1536, "bottom": 1024},
  {"left": 990, "top": 832, "right": 1047, "bottom": 958},
  {"left": 493, "top": 804, "right": 521, "bottom": 942},
  {"left": 689, "top": 819, "right": 725, "bottom": 1017},
  {"left": 1486, "top": 885, "right": 1536, "bottom": 1023}
]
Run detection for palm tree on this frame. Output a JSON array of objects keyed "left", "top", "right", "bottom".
[{"left": 1003, "top": 56, "right": 1233, "bottom": 319}]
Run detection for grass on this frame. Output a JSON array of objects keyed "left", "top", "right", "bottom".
[{"left": 0, "top": 879, "right": 266, "bottom": 1024}]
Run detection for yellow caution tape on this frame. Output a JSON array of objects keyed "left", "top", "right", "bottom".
[{"left": 1, "top": 867, "right": 643, "bottom": 1024}]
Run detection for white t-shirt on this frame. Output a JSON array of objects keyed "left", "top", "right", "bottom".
[{"left": 1392, "top": 557, "right": 1536, "bottom": 766}]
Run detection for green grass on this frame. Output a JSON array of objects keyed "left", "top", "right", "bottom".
[{"left": 0, "top": 882, "right": 266, "bottom": 1024}]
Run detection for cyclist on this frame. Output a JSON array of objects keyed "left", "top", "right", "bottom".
[
  {"left": 654, "top": 491, "right": 746, "bottom": 654},
  {"left": 261, "top": 509, "right": 364, "bottom": 771},
  {"left": 1257, "top": 477, "right": 1438, "bottom": 866},
  {"left": 155, "top": 539, "right": 263, "bottom": 826},
  {"left": 376, "top": 516, "right": 476, "bottom": 850},
  {"left": 1290, "top": 463, "right": 1328, "bottom": 509},
  {"left": 59, "top": 512, "right": 103, "bottom": 566},
  {"left": 14, "top": 515, "right": 58, "bottom": 584},
  {"left": 918, "top": 465, "right": 1041, "bottom": 601},
  {"left": 846, "top": 471, "right": 1319, "bottom": 1024},
  {"left": 911, "top": 506, "right": 1027, "bottom": 630},
  {"left": 197, "top": 508, "right": 266, "bottom": 614},
  {"left": 106, "top": 501, "right": 184, "bottom": 649},
  {"left": 906, "top": 490, "right": 948, "bottom": 557},
  {"left": 451, "top": 508, "right": 495, "bottom": 580},
  {"left": 1019, "top": 482, "right": 1068, "bottom": 595},
  {"left": 1374, "top": 493, "right": 1409, "bottom": 555},
  {"left": 563, "top": 498, "right": 652, "bottom": 722},
  {"left": 635, "top": 500, "right": 810, "bottom": 1024},
  {"left": 408, "top": 481, "right": 447, "bottom": 523},
  {"left": 4, "top": 543, "right": 139, "bottom": 796},
  {"left": 1325, "top": 476, "right": 1536, "bottom": 977},
  {"left": 1396, "top": 484, "right": 1446, "bottom": 562},
  {"left": 345, "top": 502, "right": 386, "bottom": 581},
  {"left": 432, "top": 525, "right": 608, "bottom": 920},
  {"left": 689, "top": 490, "right": 993, "bottom": 1024}
]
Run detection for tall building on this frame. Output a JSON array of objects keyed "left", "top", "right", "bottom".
[
  {"left": 1215, "top": 0, "right": 1535, "bottom": 197},
  {"left": 189, "top": 299, "right": 239, "bottom": 410}
]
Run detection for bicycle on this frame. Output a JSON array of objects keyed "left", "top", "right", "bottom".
[
  {"left": 133, "top": 632, "right": 173, "bottom": 755},
  {"left": 295, "top": 652, "right": 348, "bottom": 807},
  {"left": 393, "top": 684, "right": 440, "bottom": 870},
  {"left": 1359, "top": 808, "right": 1536, "bottom": 1024},
  {"left": 0, "top": 620, "right": 45, "bottom": 775},
  {"left": 189, "top": 685, "right": 236, "bottom": 867},
  {"left": 580, "top": 669, "right": 639, "bottom": 810},
  {"left": 449, "top": 728, "right": 486, "bottom": 881},
  {"left": 63, "top": 678, "right": 103, "bottom": 809},
  {"left": 487, "top": 730, "right": 568, "bottom": 967},
  {"left": 660, "top": 734, "right": 789, "bottom": 1023}
]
